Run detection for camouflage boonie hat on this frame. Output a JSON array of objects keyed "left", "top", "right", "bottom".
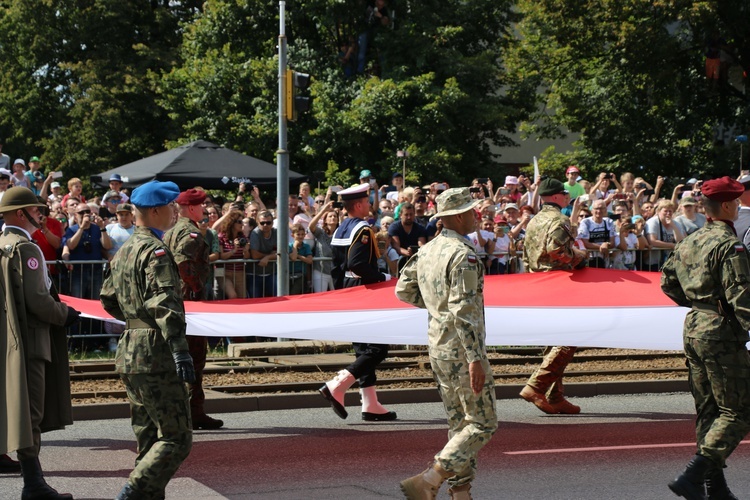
[{"left": 434, "top": 188, "right": 481, "bottom": 218}]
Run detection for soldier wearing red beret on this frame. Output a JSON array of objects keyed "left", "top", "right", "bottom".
[
  {"left": 163, "top": 188, "right": 224, "bottom": 430},
  {"left": 661, "top": 176, "right": 750, "bottom": 499}
]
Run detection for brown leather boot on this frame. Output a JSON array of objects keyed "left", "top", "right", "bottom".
[
  {"left": 520, "top": 385, "right": 555, "bottom": 414},
  {"left": 448, "top": 483, "right": 472, "bottom": 499},
  {"left": 400, "top": 462, "right": 451, "bottom": 500},
  {"left": 548, "top": 398, "right": 581, "bottom": 414}
]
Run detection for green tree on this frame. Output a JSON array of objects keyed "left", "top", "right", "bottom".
[
  {"left": 159, "top": 0, "right": 535, "bottom": 188},
  {"left": 507, "top": 0, "right": 750, "bottom": 182},
  {"left": 0, "top": 0, "right": 202, "bottom": 182}
]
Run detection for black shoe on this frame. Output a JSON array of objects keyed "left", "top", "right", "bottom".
[
  {"left": 0, "top": 454, "right": 21, "bottom": 474},
  {"left": 319, "top": 384, "right": 348, "bottom": 419},
  {"left": 668, "top": 454, "right": 713, "bottom": 500},
  {"left": 20, "top": 457, "right": 73, "bottom": 500},
  {"left": 362, "top": 411, "right": 397, "bottom": 422},
  {"left": 706, "top": 467, "right": 738, "bottom": 500},
  {"left": 192, "top": 415, "right": 224, "bottom": 430}
]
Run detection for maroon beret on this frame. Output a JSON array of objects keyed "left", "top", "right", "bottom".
[
  {"left": 701, "top": 176, "right": 744, "bottom": 202},
  {"left": 175, "top": 188, "right": 207, "bottom": 206}
]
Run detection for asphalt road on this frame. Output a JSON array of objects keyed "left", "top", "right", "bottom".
[{"left": 2, "top": 392, "right": 749, "bottom": 499}]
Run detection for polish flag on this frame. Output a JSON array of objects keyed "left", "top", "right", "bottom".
[{"left": 62, "top": 269, "right": 688, "bottom": 350}]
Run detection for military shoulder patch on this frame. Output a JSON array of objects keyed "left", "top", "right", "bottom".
[
  {"left": 361, "top": 234, "right": 369, "bottom": 244},
  {"left": 735, "top": 244, "right": 745, "bottom": 253},
  {"left": 26, "top": 257, "right": 39, "bottom": 270},
  {"left": 467, "top": 254, "right": 477, "bottom": 264},
  {"left": 154, "top": 248, "right": 167, "bottom": 257},
  {"left": 189, "top": 232, "right": 198, "bottom": 239}
]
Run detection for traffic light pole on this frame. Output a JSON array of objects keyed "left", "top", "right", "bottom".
[{"left": 276, "top": 1, "right": 289, "bottom": 297}]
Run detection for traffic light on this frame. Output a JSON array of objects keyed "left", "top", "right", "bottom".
[{"left": 285, "top": 69, "right": 312, "bottom": 122}]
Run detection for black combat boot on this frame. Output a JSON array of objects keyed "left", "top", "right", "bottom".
[
  {"left": 19, "top": 457, "right": 73, "bottom": 499},
  {"left": 115, "top": 483, "right": 140, "bottom": 500},
  {"left": 705, "top": 467, "right": 739, "bottom": 500},
  {"left": 668, "top": 454, "right": 713, "bottom": 500}
]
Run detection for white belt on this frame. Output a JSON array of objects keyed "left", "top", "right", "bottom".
[{"left": 345, "top": 271, "right": 361, "bottom": 279}]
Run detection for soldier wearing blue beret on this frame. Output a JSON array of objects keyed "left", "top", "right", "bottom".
[
  {"left": 129, "top": 180, "right": 181, "bottom": 208},
  {"left": 101, "top": 180, "right": 195, "bottom": 499}
]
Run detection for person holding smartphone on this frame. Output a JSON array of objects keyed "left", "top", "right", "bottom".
[{"left": 62, "top": 203, "right": 111, "bottom": 299}]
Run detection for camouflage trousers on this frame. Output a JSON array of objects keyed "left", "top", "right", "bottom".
[
  {"left": 121, "top": 371, "right": 193, "bottom": 498},
  {"left": 685, "top": 337, "right": 750, "bottom": 467},
  {"left": 430, "top": 357, "right": 498, "bottom": 488},
  {"left": 526, "top": 346, "right": 577, "bottom": 403}
]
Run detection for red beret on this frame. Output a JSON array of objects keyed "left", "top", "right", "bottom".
[
  {"left": 701, "top": 176, "right": 744, "bottom": 202},
  {"left": 175, "top": 188, "right": 206, "bottom": 206}
]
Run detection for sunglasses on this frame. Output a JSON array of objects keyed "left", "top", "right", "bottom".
[
  {"left": 259, "top": 221, "right": 273, "bottom": 226},
  {"left": 201, "top": 218, "right": 209, "bottom": 223},
  {"left": 315, "top": 200, "right": 325, "bottom": 204},
  {"left": 78, "top": 211, "right": 91, "bottom": 215}
]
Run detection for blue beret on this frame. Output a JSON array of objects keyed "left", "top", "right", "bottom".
[{"left": 130, "top": 180, "right": 180, "bottom": 208}]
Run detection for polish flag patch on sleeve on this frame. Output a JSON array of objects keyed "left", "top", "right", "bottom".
[
  {"left": 154, "top": 248, "right": 166, "bottom": 257},
  {"left": 189, "top": 232, "right": 198, "bottom": 239},
  {"left": 735, "top": 244, "right": 745, "bottom": 253}
]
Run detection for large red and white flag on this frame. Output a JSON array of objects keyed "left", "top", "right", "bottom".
[{"left": 62, "top": 269, "right": 689, "bottom": 350}]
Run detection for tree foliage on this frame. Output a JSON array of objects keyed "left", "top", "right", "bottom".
[
  {"left": 507, "top": 0, "right": 750, "bottom": 181},
  {"left": 159, "top": 0, "right": 534, "bottom": 187},
  {"left": 0, "top": 0, "right": 201, "bottom": 181}
]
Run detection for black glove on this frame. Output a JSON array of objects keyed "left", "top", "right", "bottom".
[
  {"left": 172, "top": 351, "right": 196, "bottom": 384},
  {"left": 64, "top": 307, "right": 81, "bottom": 327}
]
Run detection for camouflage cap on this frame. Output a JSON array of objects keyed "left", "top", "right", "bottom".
[
  {"left": 538, "top": 178, "right": 567, "bottom": 197},
  {"left": 0, "top": 187, "right": 46, "bottom": 213},
  {"left": 434, "top": 187, "right": 481, "bottom": 218}
]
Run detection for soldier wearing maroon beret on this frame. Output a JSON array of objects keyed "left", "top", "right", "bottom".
[
  {"left": 661, "top": 175, "right": 750, "bottom": 499},
  {"left": 163, "top": 188, "right": 224, "bottom": 429}
]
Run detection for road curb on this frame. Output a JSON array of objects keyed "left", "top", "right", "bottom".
[{"left": 71, "top": 378, "right": 689, "bottom": 421}]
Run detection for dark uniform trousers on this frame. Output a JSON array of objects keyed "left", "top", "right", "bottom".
[
  {"left": 188, "top": 335, "right": 208, "bottom": 417},
  {"left": 343, "top": 276, "right": 388, "bottom": 387},
  {"left": 16, "top": 358, "right": 46, "bottom": 460}
]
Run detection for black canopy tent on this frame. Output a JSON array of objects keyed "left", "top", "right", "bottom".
[{"left": 90, "top": 140, "right": 305, "bottom": 190}]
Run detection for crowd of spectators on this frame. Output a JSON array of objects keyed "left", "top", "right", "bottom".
[{"left": 0, "top": 139, "right": 739, "bottom": 309}]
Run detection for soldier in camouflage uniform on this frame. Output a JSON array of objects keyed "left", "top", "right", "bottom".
[
  {"left": 100, "top": 180, "right": 195, "bottom": 500},
  {"left": 396, "top": 187, "right": 497, "bottom": 500},
  {"left": 661, "top": 176, "right": 750, "bottom": 500},
  {"left": 520, "top": 178, "right": 588, "bottom": 415},
  {"left": 163, "top": 188, "right": 223, "bottom": 430}
]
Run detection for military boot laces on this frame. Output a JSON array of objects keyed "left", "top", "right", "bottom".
[{"left": 705, "top": 467, "right": 738, "bottom": 500}]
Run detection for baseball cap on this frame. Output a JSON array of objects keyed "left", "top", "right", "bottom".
[
  {"left": 50, "top": 182, "right": 61, "bottom": 189},
  {"left": 29, "top": 156, "right": 40, "bottom": 163},
  {"left": 565, "top": 166, "right": 580, "bottom": 175},
  {"left": 359, "top": 169, "right": 372, "bottom": 179}
]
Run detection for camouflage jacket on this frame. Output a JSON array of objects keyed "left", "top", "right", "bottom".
[
  {"left": 395, "top": 228, "right": 487, "bottom": 362},
  {"left": 100, "top": 226, "right": 188, "bottom": 374},
  {"left": 522, "top": 204, "right": 583, "bottom": 272},
  {"left": 162, "top": 216, "right": 209, "bottom": 301},
  {"left": 661, "top": 221, "right": 750, "bottom": 342}
]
